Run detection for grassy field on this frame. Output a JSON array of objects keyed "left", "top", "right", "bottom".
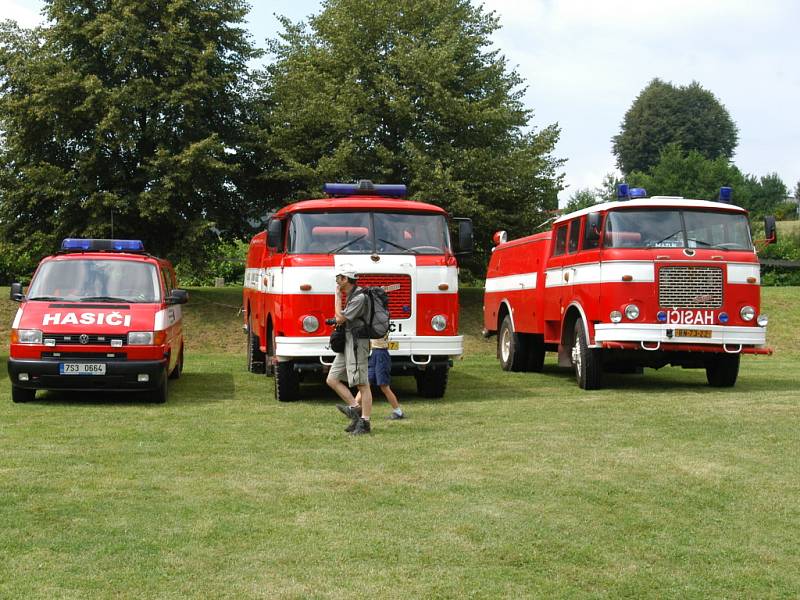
[{"left": 1, "top": 287, "right": 798, "bottom": 598}]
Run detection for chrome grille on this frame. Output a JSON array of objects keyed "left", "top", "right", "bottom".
[{"left": 658, "top": 266, "right": 723, "bottom": 308}]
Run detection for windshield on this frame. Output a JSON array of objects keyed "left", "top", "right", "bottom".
[
  {"left": 604, "top": 209, "right": 753, "bottom": 250},
  {"left": 27, "top": 259, "right": 161, "bottom": 302},
  {"left": 288, "top": 211, "right": 451, "bottom": 255}
]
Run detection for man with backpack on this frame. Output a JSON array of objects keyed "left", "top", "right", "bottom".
[{"left": 326, "top": 266, "right": 373, "bottom": 435}]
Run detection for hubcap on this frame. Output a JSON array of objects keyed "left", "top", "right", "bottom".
[
  {"left": 572, "top": 339, "right": 582, "bottom": 377},
  {"left": 501, "top": 328, "right": 511, "bottom": 362}
]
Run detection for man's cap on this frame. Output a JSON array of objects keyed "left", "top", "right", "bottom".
[{"left": 335, "top": 265, "right": 358, "bottom": 280}]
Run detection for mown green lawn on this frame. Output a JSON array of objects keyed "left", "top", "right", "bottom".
[{"left": 1, "top": 287, "right": 798, "bottom": 598}]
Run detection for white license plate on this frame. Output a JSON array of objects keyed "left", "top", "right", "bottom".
[{"left": 59, "top": 363, "right": 106, "bottom": 375}]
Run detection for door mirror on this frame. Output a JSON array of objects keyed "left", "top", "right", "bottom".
[
  {"left": 267, "top": 219, "right": 283, "bottom": 250},
  {"left": 454, "top": 218, "right": 473, "bottom": 255},
  {"left": 167, "top": 289, "right": 189, "bottom": 305},
  {"left": 764, "top": 215, "right": 777, "bottom": 245},
  {"left": 10, "top": 282, "right": 24, "bottom": 302},
  {"left": 586, "top": 213, "right": 602, "bottom": 242}
]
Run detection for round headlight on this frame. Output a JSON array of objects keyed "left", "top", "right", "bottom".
[
  {"left": 757, "top": 314, "right": 768, "bottom": 327},
  {"left": 624, "top": 304, "right": 640, "bottom": 320},
  {"left": 431, "top": 315, "right": 447, "bottom": 332},
  {"left": 302, "top": 315, "right": 319, "bottom": 333},
  {"left": 740, "top": 306, "right": 756, "bottom": 321},
  {"left": 610, "top": 311, "right": 622, "bottom": 324}
]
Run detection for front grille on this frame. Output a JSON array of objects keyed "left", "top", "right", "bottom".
[
  {"left": 658, "top": 266, "right": 723, "bottom": 308},
  {"left": 42, "top": 352, "right": 128, "bottom": 360},
  {"left": 341, "top": 274, "right": 413, "bottom": 319},
  {"left": 45, "top": 334, "right": 127, "bottom": 346}
]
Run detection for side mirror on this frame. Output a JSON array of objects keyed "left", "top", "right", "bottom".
[
  {"left": 454, "top": 218, "right": 473, "bottom": 255},
  {"left": 168, "top": 289, "right": 189, "bottom": 305},
  {"left": 764, "top": 215, "right": 777, "bottom": 245},
  {"left": 267, "top": 219, "right": 283, "bottom": 250},
  {"left": 586, "top": 213, "right": 602, "bottom": 242},
  {"left": 492, "top": 230, "right": 508, "bottom": 246},
  {"left": 10, "top": 282, "right": 24, "bottom": 302}
]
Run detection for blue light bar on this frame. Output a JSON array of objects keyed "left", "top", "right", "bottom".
[
  {"left": 61, "top": 238, "right": 145, "bottom": 252},
  {"left": 616, "top": 183, "right": 629, "bottom": 199},
  {"left": 719, "top": 186, "right": 733, "bottom": 203},
  {"left": 629, "top": 187, "right": 648, "bottom": 199},
  {"left": 323, "top": 180, "right": 407, "bottom": 198}
]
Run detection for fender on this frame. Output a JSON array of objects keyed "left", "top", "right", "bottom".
[{"left": 497, "top": 299, "right": 516, "bottom": 331}]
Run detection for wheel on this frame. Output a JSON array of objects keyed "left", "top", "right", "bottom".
[
  {"left": 415, "top": 365, "right": 448, "bottom": 398},
  {"left": 498, "top": 315, "right": 527, "bottom": 372},
  {"left": 274, "top": 361, "right": 299, "bottom": 402},
  {"left": 525, "top": 334, "right": 546, "bottom": 372},
  {"left": 571, "top": 320, "right": 602, "bottom": 390},
  {"left": 153, "top": 375, "right": 168, "bottom": 403},
  {"left": 247, "top": 318, "right": 266, "bottom": 374},
  {"left": 706, "top": 354, "right": 740, "bottom": 387},
  {"left": 169, "top": 345, "right": 184, "bottom": 380},
  {"left": 264, "top": 325, "right": 276, "bottom": 377},
  {"left": 12, "top": 386, "right": 35, "bottom": 403}
]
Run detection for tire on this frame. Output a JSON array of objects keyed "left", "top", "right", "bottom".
[
  {"left": 264, "top": 326, "right": 276, "bottom": 377},
  {"left": 525, "top": 334, "right": 546, "bottom": 373},
  {"left": 247, "top": 319, "right": 266, "bottom": 374},
  {"left": 498, "top": 315, "right": 528, "bottom": 372},
  {"left": 169, "top": 346, "right": 184, "bottom": 380},
  {"left": 415, "top": 365, "right": 449, "bottom": 398},
  {"left": 11, "top": 386, "right": 35, "bottom": 403},
  {"left": 571, "top": 319, "right": 602, "bottom": 390},
  {"left": 154, "top": 375, "right": 168, "bottom": 404},
  {"left": 274, "top": 361, "right": 299, "bottom": 402},
  {"left": 706, "top": 354, "right": 740, "bottom": 387}
]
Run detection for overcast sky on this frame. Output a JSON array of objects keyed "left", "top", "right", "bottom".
[{"left": 4, "top": 0, "right": 799, "bottom": 205}]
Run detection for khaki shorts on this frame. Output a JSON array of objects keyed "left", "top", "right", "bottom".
[{"left": 327, "top": 337, "right": 369, "bottom": 387}]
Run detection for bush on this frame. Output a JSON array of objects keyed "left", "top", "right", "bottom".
[{"left": 175, "top": 239, "right": 248, "bottom": 287}]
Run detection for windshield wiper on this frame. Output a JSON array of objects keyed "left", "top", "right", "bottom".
[
  {"left": 328, "top": 234, "right": 367, "bottom": 254},
  {"left": 377, "top": 238, "right": 419, "bottom": 254},
  {"left": 27, "top": 296, "right": 64, "bottom": 301},
  {"left": 648, "top": 229, "right": 683, "bottom": 247},
  {"left": 80, "top": 296, "right": 131, "bottom": 303}
]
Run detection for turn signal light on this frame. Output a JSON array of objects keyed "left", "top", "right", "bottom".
[
  {"left": 438, "top": 283, "right": 449, "bottom": 291},
  {"left": 621, "top": 275, "right": 633, "bottom": 282},
  {"left": 300, "top": 284, "right": 312, "bottom": 291}
]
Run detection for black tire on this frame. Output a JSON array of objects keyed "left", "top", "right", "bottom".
[
  {"left": 154, "top": 375, "right": 168, "bottom": 403},
  {"left": 264, "top": 326, "right": 275, "bottom": 377},
  {"left": 572, "top": 320, "right": 602, "bottom": 390},
  {"left": 169, "top": 346, "right": 184, "bottom": 380},
  {"left": 525, "top": 334, "right": 546, "bottom": 372},
  {"left": 415, "top": 365, "right": 449, "bottom": 398},
  {"left": 11, "top": 386, "right": 35, "bottom": 403},
  {"left": 498, "top": 315, "right": 528, "bottom": 372},
  {"left": 274, "top": 361, "right": 299, "bottom": 402},
  {"left": 706, "top": 354, "right": 740, "bottom": 387},
  {"left": 247, "top": 319, "right": 266, "bottom": 374}
]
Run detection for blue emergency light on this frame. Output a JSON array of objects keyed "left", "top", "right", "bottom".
[
  {"left": 616, "top": 183, "right": 647, "bottom": 200},
  {"left": 323, "top": 180, "right": 407, "bottom": 198},
  {"left": 61, "top": 238, "right": 145, "bottom": 252},
  {"left": 629, "top": 187, "right": 648, "bottom": 199},
  {"left": 719, "top": 186, "right": 733, "bottom": 203},
  {"left": 616, "top": 183, "right": 629, "bottom": 199}
]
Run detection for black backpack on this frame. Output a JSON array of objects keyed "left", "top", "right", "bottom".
[{"left": 356, "top": 287, "right": 391, "bottom": 339}]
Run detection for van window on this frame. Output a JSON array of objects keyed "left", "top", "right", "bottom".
[
  {"left": 567, "top": 219, "right": 581, "bottom": 253},
  {"left": 553, "top": 225, "right": 568, "bottom": 256}
]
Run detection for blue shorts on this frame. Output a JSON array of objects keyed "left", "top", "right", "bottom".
[{"left": 368, "top": 348, "right": 391, "bottom": 386}]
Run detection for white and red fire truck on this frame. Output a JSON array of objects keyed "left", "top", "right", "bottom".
[
  {"left": 243, "top": 181, "right": 473, "bottom": 401},
  {"left": 8, "top": 239, "right": 188, "bottom": 403},
  {"left": 483, "top": 186, "right": 776, "bottom": 389}
]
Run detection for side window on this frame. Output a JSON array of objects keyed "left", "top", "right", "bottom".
[
  {"left": 553, "top": 225, "right": 568, "bottom": 256},
  {"left": 584, "top": 213, "right": 602, "bottom": 250},
  {"left": 160, "top": 267, "right": 172, "bottom": 295},
  {"left": 567, "top": 219, "right": 581, "bottom": 253}
]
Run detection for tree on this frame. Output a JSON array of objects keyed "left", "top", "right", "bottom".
[
  {"left": 257, "top": 0, "right": 564, "bottom": 267},
  {"left": 740, "top": 172, "right": 788, "bottom": 218},
  {"left": 0, "top": 1, "right": 261, "bottom": 266},
  {"left": 612, "top": 79, "right": 738, "bottom": 175},
  {"left": 563, "top": 188, "right": 598, "bottom": 213}
]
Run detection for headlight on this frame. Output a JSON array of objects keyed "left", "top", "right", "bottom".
[
  {"left": 128, "top": 331, "right": 155, "bottom": 345},
  {"left": 302, "top": 315, "right": 319, "bottom": 333},
  {"left": 624, "top": 304, "right": 640, "bottom": 320},
  {"left": 740, "top": 306, "right": 756, "bottom": 321},
  {"left": 610, "top": 311, "right": 622, "bottom": 324},
  {"left": 431, "top": 315, "right": 447, "bottom": 332},
  {"left": 757, "top": 314, "right": 768, "bottom": 327},
  {"left": 15, "top": 329, "right": 42, "bottom": 344}
]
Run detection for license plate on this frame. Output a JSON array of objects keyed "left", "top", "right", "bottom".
[
  {"left": 387, "top": 341, "right": 399, "bottom": 351},
  {"left": 674, "top": 329, "right": 712, "bottom": 339},
  {"left": 59, "top": 363, "right": 106, "bottom": 375}
]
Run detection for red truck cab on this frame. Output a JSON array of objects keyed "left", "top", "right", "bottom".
[{"left": 8, "top": 239, "right": 188, "bottom": 403}]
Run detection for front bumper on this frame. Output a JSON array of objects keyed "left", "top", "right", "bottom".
[
  {"left": 275, "top": 335, "right": 464, "bottom": 360},
  {"left": 8, "top": 358, "right": 168, "bottom": 392},
  {"left": 593, "top": 323, "right": 768, "bottom": 350}
]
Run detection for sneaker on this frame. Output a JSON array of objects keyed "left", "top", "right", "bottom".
[
  {"left": 350, "top": 418, "right": 371, "bottom": 435},
  {"left": 336, "top": 403, "right": 361, "bottom": 419},
  {"left": 344, "top": 417, "right": 360, "bottom": 433},
  {"left": 386, "top": 411, "right": 405, "bottom": 420}
]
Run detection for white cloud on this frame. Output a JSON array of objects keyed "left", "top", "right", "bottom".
[{"left": 0, "top": 0, "right": 44, "bottom": 28}]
